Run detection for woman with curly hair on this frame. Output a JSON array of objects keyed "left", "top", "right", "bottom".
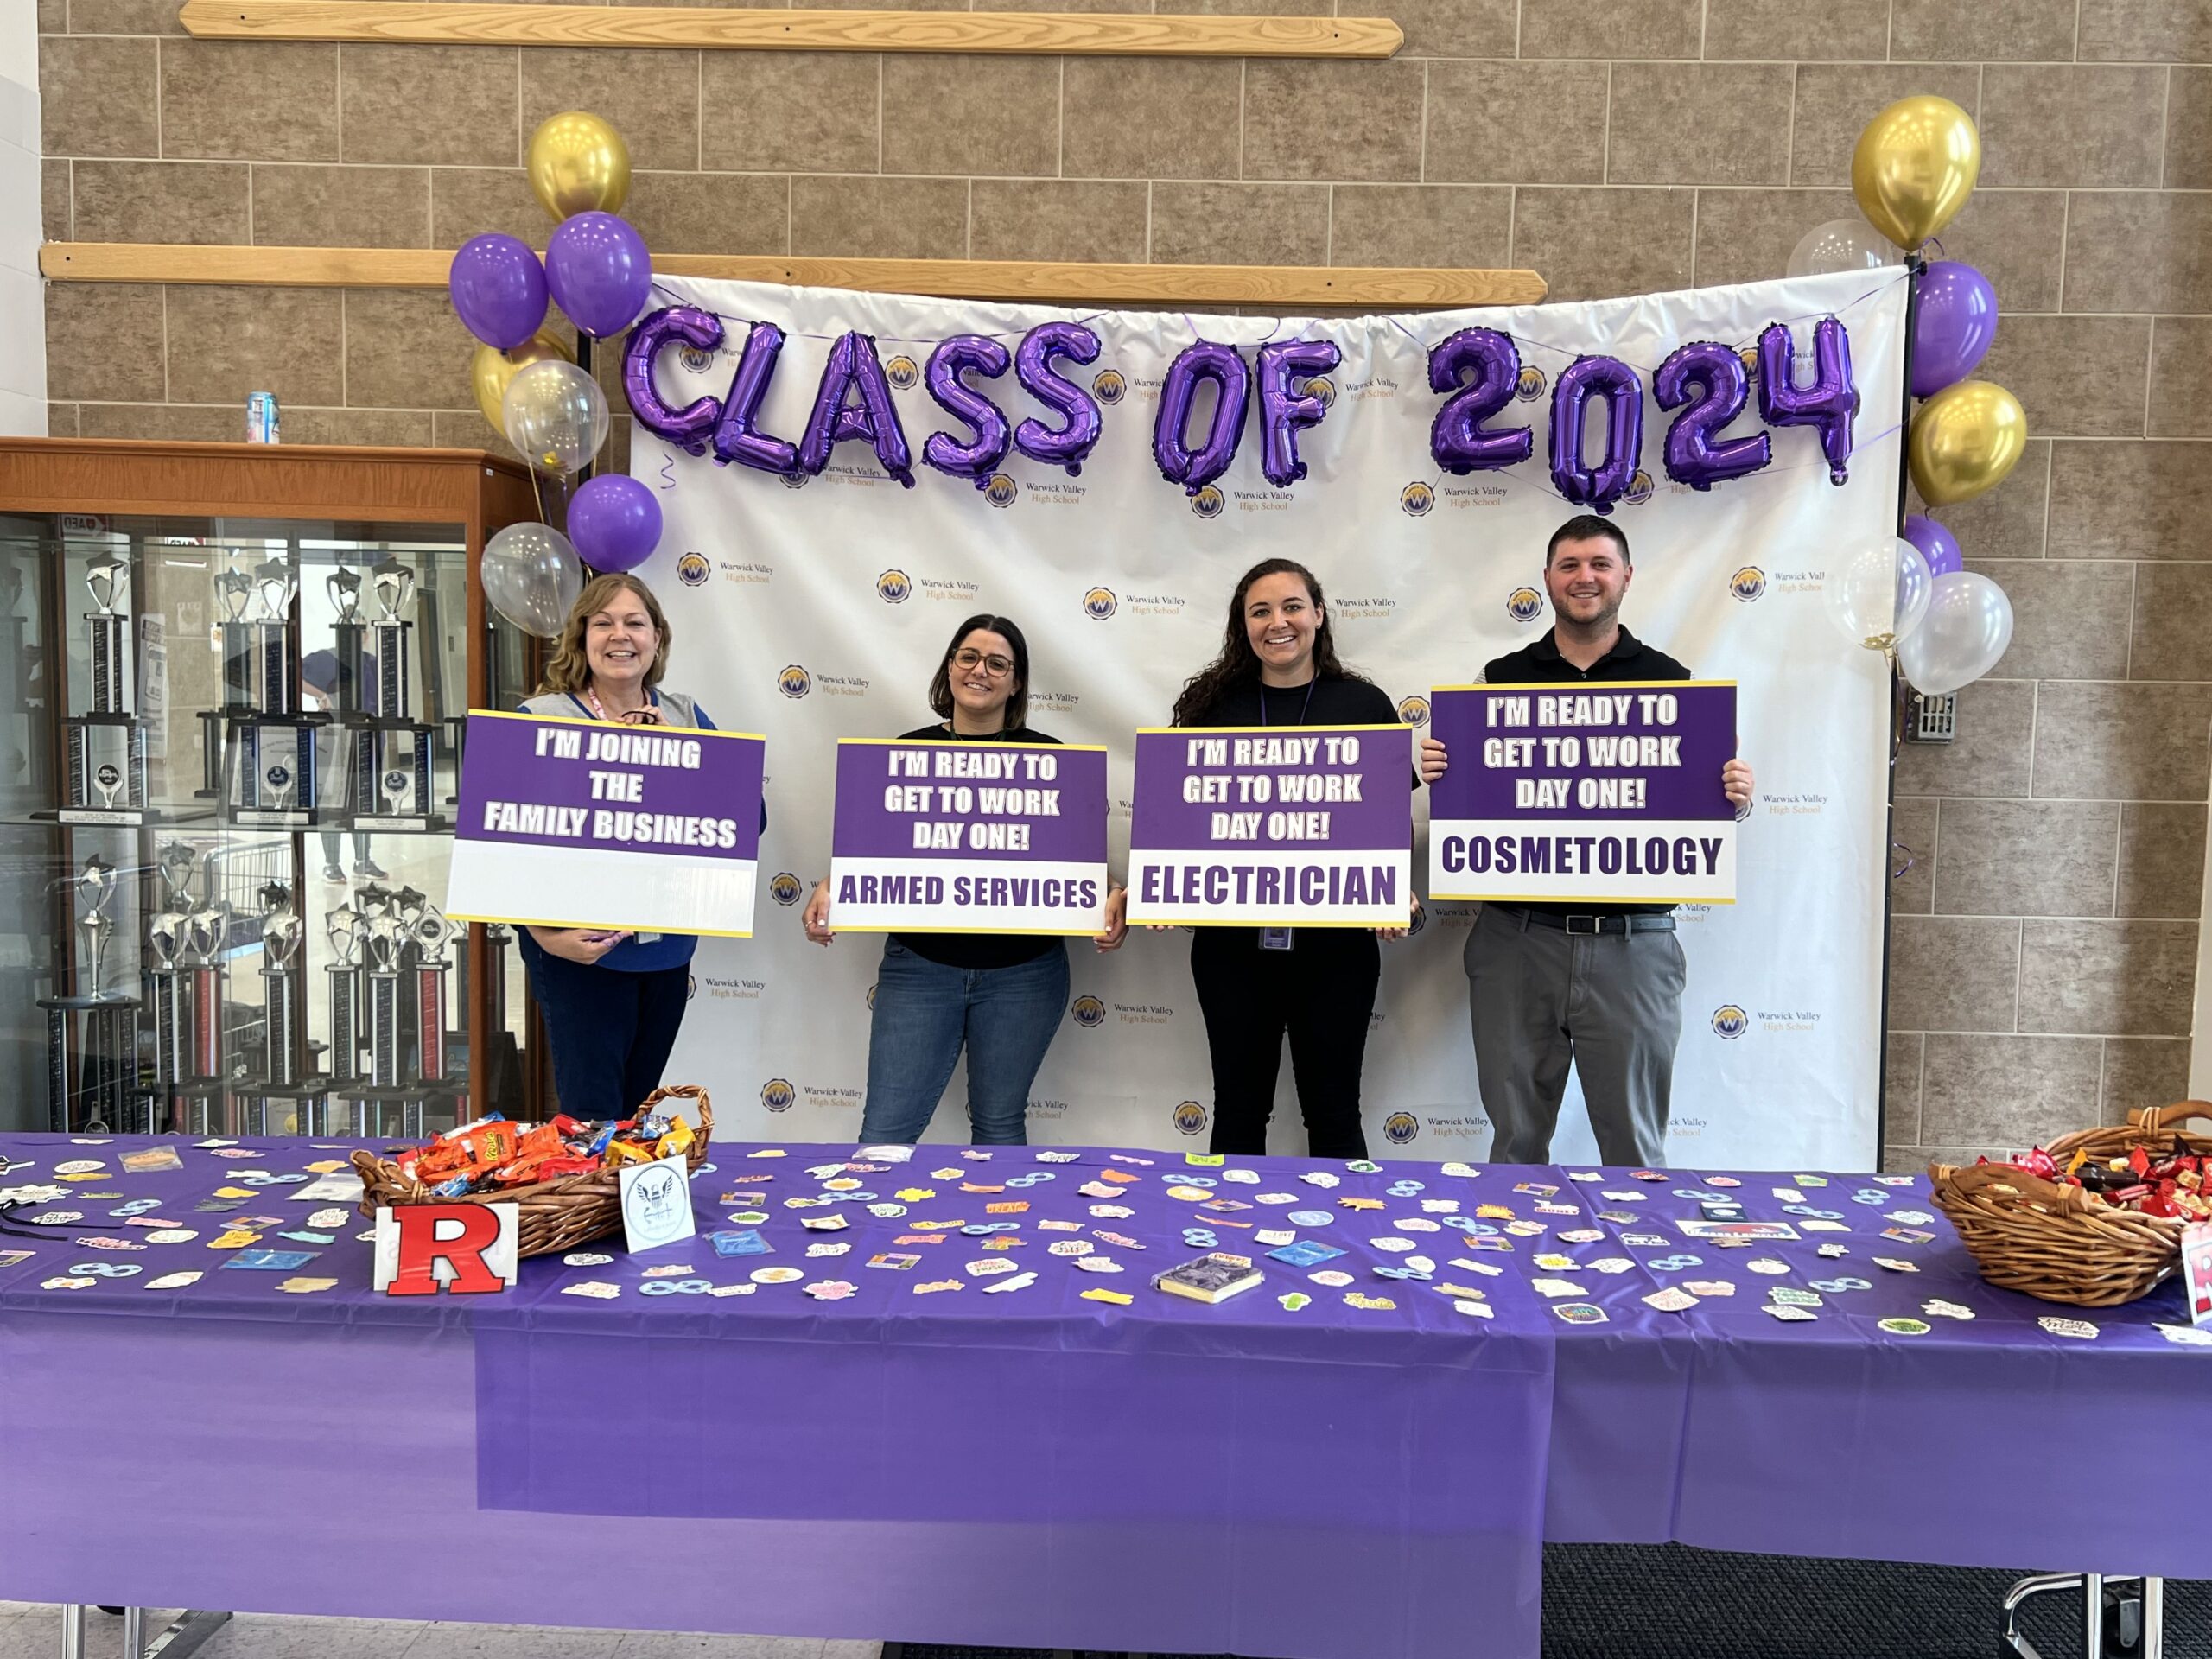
[{"left": 1171, "top": 558, "right": 1419, "bottom": 1160}]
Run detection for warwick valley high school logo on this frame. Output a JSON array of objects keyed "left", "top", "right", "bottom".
[
  {"left": 1400, "top": 481, "right": 1434, "bottom": 518},
  {"left": 761, "top": 1078, "right": 797, "bottom": 1111},
  {"left": 1711, "top": 1005, "right": 1750, "bottom": 1039},
  {"left": 1507, "top": 586, "right": 1545, "bottom": 623},
  {"left": 1396, "top": 695, "right": 1430, "bottom": 728},
  {"left": 778, "top": 664, "right": 812, "bottom": 698},
  {"left": 984, "top": 474, "right": 1020, "bottom": 509},
  {"left": 876, "top": 569, "right": 912, "bottom": 603},
  {"left": 1083, "top": 587, "right": 1117, "bottom": 620},
  {"left": 1071, "top": 995, "right": 1105, "bottom": 1027},
  {"left": 676, "top": 551, "right": 711, "bottom": 587},
  {"left": 886, "top": 356, "right": 920, "bottom": 390},
  {"left": 1173, "top": 1101, "right": 1208, "bottom": 1135},
  {"left": 1092, "top": 369, "right": 1127, "bottom": 405},
  {"left": 1730, "top": 567, "right": 1767, "bottom": 602},
  {"left": 1383, "top": 1111, "right": 1420, "bottom": 1145},
  {"left": 768, "top": 872, "right": 804, "bottom": 906}
]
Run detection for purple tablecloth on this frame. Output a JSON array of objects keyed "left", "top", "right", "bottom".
[{"left": 0, "top": 1134, "right": 2206, "bottom": 1656}]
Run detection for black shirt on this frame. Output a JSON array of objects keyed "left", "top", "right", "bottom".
[
  {"left": 1185, "top": 675, "right": 1403, "bottom": 732},
  {"left": 890, "top": 721, "right": 1066, "bottom": 971},
  {"left": 1478, "top": 625, "right": 1693, "bottom": 918}
]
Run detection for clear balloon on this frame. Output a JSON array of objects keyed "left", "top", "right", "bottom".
[
  {"left": 449, "top": 233, "right": 549, "bottom": 352},
  {"left": 1823, "top": 540, "right": 1909, "bottom": 652},
  {"left": 1254, "top": 336, "right": 1340, "bottom": 488},
  {"left": 1548, "top": 354, "right": 1643, "bottom": 514},
  {"left": 1896, "top": 569, "right": 2013, "bottom": 696},
  {"left": 471, "top": 327, "right": 569, "bottom": 433},
  {"left": 1902, "top": 512, "right": 1962, "bottom": 579},
  {"left": 481, "top": 522, "right": 585, "bottom": 639},
  {"left": 623, "top": 305, "right": 724, "bottom": 458},
  {"left": 566, "top": 474, "right": 663, "bottom": 575},
  {"left": 503, "top": 359, "right": 610, "bottom": 476},
  {"left": 1786, "top": 218, "right": 1901, "bottom": 279},
  {"left": 1892, "top": 537, "right": 1934, "bottom": 645}
]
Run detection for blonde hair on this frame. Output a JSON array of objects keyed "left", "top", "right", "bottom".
[{"left": 537, "top": 573, "right": 672, "bottom": 696}]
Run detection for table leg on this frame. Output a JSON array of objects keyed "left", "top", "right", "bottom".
[
  {"left": 2140, "top": 1578, "right": 2164, "bottom": 1659},
  {"left": 140, "top": 1610, "right": 232, "bottom": 1659},
  {"left": 120, "top": 1609, "right": 143, "bottom": 1657},
  {"left": 2000, "top": 1571, "right": 2081, "bottom": 1659},
  {"left": 57, "top": 1605, "right": 83, "bottom": 1659},
  {"left": 2084, "top": 1572, "right": 2105, "bottom": 1657}
]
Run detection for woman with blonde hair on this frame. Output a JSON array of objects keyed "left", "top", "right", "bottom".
[{"left": 515, "top": 572, "right": 720, "bottom": 1117}]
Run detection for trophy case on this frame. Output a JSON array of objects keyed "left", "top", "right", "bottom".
[{"left": 0, "top": 440, "right": 541, "bottom": 1136}]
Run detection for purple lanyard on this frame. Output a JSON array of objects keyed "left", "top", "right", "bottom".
[{"left": 1259, "top": 677, "right": 1318, "bottom": 728}]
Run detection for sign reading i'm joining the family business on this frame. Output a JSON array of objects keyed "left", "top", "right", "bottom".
[
  {"left": 829, "top": 738, "right": 1110, "bottom": 932},
  {"left": 1427, "top": 681, "right": 1739, "bottom": 904},
  {"left": 1127, "top": 724, "right": 1414, "bottom": 926},
  {"left": 446, "top": 710, "right": 766, "bottom": 936}
]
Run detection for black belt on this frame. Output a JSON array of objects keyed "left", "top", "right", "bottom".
[{"left": 1497, "top": 906, "right": 1675, "bottom": 936}]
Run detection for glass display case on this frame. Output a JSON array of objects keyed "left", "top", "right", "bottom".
[{"left": 0, "top": 439, "right": 542, "bottom": 1137}]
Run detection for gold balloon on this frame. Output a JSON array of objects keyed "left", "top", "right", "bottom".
[
  {"left": 1852, "top": 95, "right": 1980, "bottom": 251},
  {"left": 1909, "top": 380, "right": 2027, "bottom": 508},
  {"left": 469, "top": 328, "right": 571, "bottom": 433},
  {"left": 527, "top": 111, "right": 631, "bottom": 221}
]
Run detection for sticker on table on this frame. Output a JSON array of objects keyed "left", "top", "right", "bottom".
[
  {"left": 144, "top": 1270, "right": 202, "bottom": 1290},
  {"left": 751, "top": 1266, "right": 803, "bottom": 1284},
  {"left": 223, "top": 1249, "right": 319, "bottom": 1271},
  {"left": 119, "top": 1147, "right": 183, "bottom": 1174},
  {"left": 1643, "top": 1287, "right": 1699, "bottom": 1312},
  {"left": 1552, "top": 1302, "right": 1608, "bottom": 1325},
  {"left": 1877, "top": 1317, "right": 1930, "bottom": 1336},
  {"left": 1677, "top": 1218, "right": 1801, "bottom": 1241},
  {"left": 1763, "top": 1304, "right": 1817, "bottom": 1322},
  {"left": 2038, "top": 1316, "right": 2098, "bottom": 1340},
  {"left": 563, "top": 1281, "right": 621, "bottom": 1299}
]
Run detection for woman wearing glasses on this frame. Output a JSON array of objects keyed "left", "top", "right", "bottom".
[{"left": 803, "top": 614, "right": 1128, "bottom": 1144}]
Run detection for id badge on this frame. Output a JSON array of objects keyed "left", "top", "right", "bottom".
[
  {"left": 633, "top": 932, "right": 662, "bottom": 946},
  {"left": 1260, "top": 928, "right": 1294, "bottom": 951}
]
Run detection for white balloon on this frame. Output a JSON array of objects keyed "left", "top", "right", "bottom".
[
  {"left": 1787, "top": 218, "right": 1903, "bottom": 279},
  {"left": 502, "top": 359, "right": 609, "bottom": 477},
  {"left": 1897, "top": 571, "right": 2014, "bottom": 696},
  {"left": 1891, "top": 537, "right": 1933, "bottom": 645},
  {"left": 482, "top": 521, "right": 585, "bottom": 638}
]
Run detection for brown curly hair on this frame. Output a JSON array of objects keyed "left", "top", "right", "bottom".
[
  {"left": 537, "top": 573, "right": 671, "bottom": 696},
  {"left": 1171, "top": 557, "right": 1364, "bottom": 726}
]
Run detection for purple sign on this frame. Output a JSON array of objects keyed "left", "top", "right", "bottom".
[
  {"left": 447, "top": 710, "right": 765, "bottom": 936},
  {"left": 828, "top": 738, "right": 1109, "bottom": 933},
  {"left": 1127, "top": 724, "right": 1413, "bottom": 925},
  {"left": 1427, "top": 681, "right": 1738, "bottom": 903}
]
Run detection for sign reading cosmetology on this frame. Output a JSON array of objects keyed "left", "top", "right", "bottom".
[
  {"left": 446, "top": 710, "right": 765, "bottom": 935},
  {"left": 1427, "top": 682, "right": 1738, "bottom": 904}
]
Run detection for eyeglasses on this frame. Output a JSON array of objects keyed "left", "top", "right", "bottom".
[{"left": 951, "top": 649, "right": 1014, "bottom": 677}]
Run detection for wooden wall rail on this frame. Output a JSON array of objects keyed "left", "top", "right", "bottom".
[
  {"left": 179, "top": 0, "right": 1405, "bottom": 56},
  {"left": 40, "top": 243, "right": 1548, "bottom": 309}
]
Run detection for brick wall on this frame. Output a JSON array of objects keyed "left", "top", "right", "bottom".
[{"left": 35, "top": 0, "right": 2212, "bottom": 1163}]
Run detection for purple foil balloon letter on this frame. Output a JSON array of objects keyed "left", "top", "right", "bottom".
[
  {"left": 623, "top": 306, "right": 726, "bottom": 459},
  {"left": 1012, "top": 322, "right": 1103, "bottom": 476},
  {"left": 1254, "top": 337, "right": 1341, "bottom": 488},
  {"left": 798, "top": 331, "right": 916, "bottom": 488},
  {"left": 711, "top": 320, "right": 801, "bottom": 477},
  {"left": 1427, "top": 327, "right": 1534, "bottom": 475},
  {"left": 1153, "top": 340, "right": 1249, "bottom": 496},
  {"left": 1756, "top": 318, "right": 1858, "bottom": 486},
  {"left": 1548, "top": 355, "right": 1644, "bottom": 514},
  {"left": 1652, "top": 340, "right": 1770, "bottom": 492},
  {"left": 921, "top": 334, "right": 1014, "bottom": 489}
]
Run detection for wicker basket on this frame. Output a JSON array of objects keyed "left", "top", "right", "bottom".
[
  {"left": 1929, "top": 1100, "right": 2212, "bottom": 1307},
  {"left": 351, "top": 1085, "right": 714, "bottom": 1260}
]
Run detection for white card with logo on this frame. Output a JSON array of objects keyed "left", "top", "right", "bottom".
[{"left": 620, "top": 1154, "right": 696, "bottom": 1254}]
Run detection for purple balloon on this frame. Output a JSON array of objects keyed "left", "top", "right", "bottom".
[
  {"left": 1903, "top": 512, "right": 1963, "bottom": 579},
  {"left": 798, "top": 331, "right": 915, "bottom": 488},
  {"left": 1548, "top": 354, "right": 1643, "bottom": 514},
  {"left": 1757, "top": 317, "right": 1859, "bottom": 486},
  {"left": 1154, "top": 340, "right": 1249, "bottom": 495},
  {"left": 544, "top": 212, "right": 652, "bottom": 340},
  {"left": 1652, "top": 340, "right": 1771, "bottom": 492},
  {"left": 565, "top": 474, "right": 662, "bottom": 575},
  {"left": 1012, "top": 322, "right": 1103, "bottom": 476},
  {"left": 623, "top": 306, "right": 725, "bottom": 458},
  {"left": 1910, "top": 261, "right": 1999, "bottom": 398},
  {"left": 448, "top": 234, "right": 547, "bottom": 352},
  {"left": 1254, "top": 337, "right": 1340, "bottom": 488},
  {"left": 712, "top": 320, "right": 800, "bottom": 476},
  {"left": 1427, "top": 327, "right": 1534, "bottom": 474},
  {"left": 921, "top": 334, "right": 1013, "bottom": 490}
]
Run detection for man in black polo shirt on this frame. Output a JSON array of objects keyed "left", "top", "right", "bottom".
[{"left": 1418, "top": 513, "right": 1752, "bottom": 1165}]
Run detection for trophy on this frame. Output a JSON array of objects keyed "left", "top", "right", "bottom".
[
  {"left": 75, "top": 855, "right": 117, "bottom": 1001},
  {"left": 363, "top": 901, "right": 405, "bottom": 1092},
  {"left": 146, "top": 907, "right": 191, "bottom": 1087},
  {"left": 328, "top": 564, "right": 365, "bottom": 718},
  {"left": 84, "top": 555, "right": 128, "bottom": 714},
  {"left": 186, "top": 902, "right": 229, "bottom": 1083},
  {"left": 257, "top": 881, "right": 304, "bottom": 1090},
  {"left": 215, "top": 566, "right": 256, "bottom": 711},
  {"left": 368, "top": 556, "right": 414, "bottom": 719},
  {"left": 59, "top": 554, "right": 148, "bottom": 823},
  {"left": 37, "top": 855, "right": 137, "bottom": 1134},
  {"left": 325, "top": 903, "right": 365, "bottom": 1086},
  {"left": 221, "top": 553, "right": 323, "bottom": 826},
  {"left": 397, "top": 888, "right": 453, "bottom": 1083},
  {"left": 253, "top": 556, "right": 299, "bottom": 715}
]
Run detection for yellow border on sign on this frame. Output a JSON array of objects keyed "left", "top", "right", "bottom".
[
  {"left": 445, "top": 908, "right": 755, "bottom": 938},
  {"left": 469, "top": 706, "right": 768, "bottom": 742},
  {"left": 1427, "top": 892, "right": 1736, "bottom": 906},
  {"left": 1429, "top": 678, "right": 1737, "bottom": 694}
]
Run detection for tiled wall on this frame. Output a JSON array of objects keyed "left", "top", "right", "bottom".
[{"left": 34, "top": 0, "right": 2212, "bottom": 1165}]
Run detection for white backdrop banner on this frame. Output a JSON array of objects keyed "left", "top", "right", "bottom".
[{"left": 628, "top": 266, "right": 1906, "bottom": 1169}]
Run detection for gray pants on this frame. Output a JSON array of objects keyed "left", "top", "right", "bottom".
[{"left": 1464, "top": 904, "right": 1687, "bottom": 1166}]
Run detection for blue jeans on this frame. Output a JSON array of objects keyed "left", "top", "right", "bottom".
[{"left": 858, "top": 940, "right": 1070, "bottom": 1145}]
